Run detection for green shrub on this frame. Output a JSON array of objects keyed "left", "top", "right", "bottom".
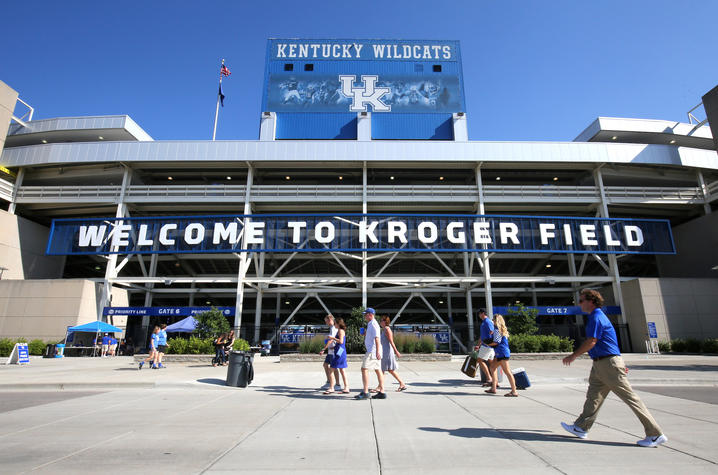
[
  {"left": 167, "top": 337, "right": 188, "bottom": 354},
  {"left": 701, "top": 339, "right": 718, "bottom": 354},
  {"left": 417, "top": 334, "right": 436, "bottom": 353},
  {"left": 508, "top": 333, "right": 573, "bottom": 353},
  {"left": 345, "top": 327, "right": 365, "bottom": 354},
  {"left": 0, "top": 338, "right": 15, "bottom": 357},
  {"left": 559, "top": 337, "right": 574, "bottom": 352},
  {"left": 657, "top": 340, "right": 671, "bottom": 353},
  {"left": 394, "top": 332, "right": 419, "bottom": 353},
  {"left": 28, "top": 339, "right": 46, "bottom": 356},
  {"left": 670, "top": 338, "right": 687, "bottom": 352},
  {"left": 232, "top": 338, "right": 250, "bottom": 352},
  {"left": 684, "top": 338, "right": 702, "bottom": 353},
  {"left": 299, "top": 335, "right": 326, "bottom": 354}
]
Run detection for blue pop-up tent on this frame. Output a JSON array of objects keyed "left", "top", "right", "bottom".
[
  {"left": 65, "top": 320, "right": 124, "bottom": 356},
  {"left": 68, "top": 321, "right": 123, "bottom": 333},
  {"left": 165, "top": 316, "right": 198, "bottom": 333}
]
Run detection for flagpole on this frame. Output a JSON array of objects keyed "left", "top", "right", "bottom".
[{"left": 212, "top": 59, "right": 224, "bottom": 141}]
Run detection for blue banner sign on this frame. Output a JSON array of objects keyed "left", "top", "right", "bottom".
[
  {"left": 269, "top": 39, "right": 459, "bottom": 62},
  {"left": 493, "top": 306, "right": 621, "bottom": 316},
  {"left": 102, "top": 307, "right": 235, "bottom": 317},
  {"left": 17, "top": 343, "right": 30, "bottom": 364},
  {"left": 47, "top": 214, "right": 675, "bottom": 256},
  {"left": 647, "top": 322, "right": 658, "bottom": 339},
  {"left": 266, "top": 74, "right": 462, "bottom": 113}
]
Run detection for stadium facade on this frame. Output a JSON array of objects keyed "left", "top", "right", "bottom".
[{"left": 1, "top": 39, "right": 717, "bottom": 352}]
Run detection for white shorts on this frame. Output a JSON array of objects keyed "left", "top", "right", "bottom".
[
  {"left": 361, "top": 352, "right": 381, "bottom": 370},
  {"left": 478, "top": 345, "right": 495, "bottom": 361}
]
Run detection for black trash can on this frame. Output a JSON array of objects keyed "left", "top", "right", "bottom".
[
  {"left": 44, "top": 344, "right": 56, "bottom": 358},
  {"left": 226, "top": 351, "right": 254, "bottom": 387}
]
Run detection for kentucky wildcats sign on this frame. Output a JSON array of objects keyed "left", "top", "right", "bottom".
[
  {"left": 46, "top": 214, "right": 675, "bottom": 256},
  {"left": 263, "top": 39, "right": 465, "bottom": 114}
]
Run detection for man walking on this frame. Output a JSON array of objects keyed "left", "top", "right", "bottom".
[
  {"left": 561, "top": 289, "right": 667, "bottom": 447},
  {"left": 356, "top": 308, "right": 385, "bottom": 400},
  {"left": 475, "top": 309, "right": 495, "bottom": 387}
]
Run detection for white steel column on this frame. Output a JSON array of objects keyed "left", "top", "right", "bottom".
[
  {"left": 476, "top": 164, "right": 493, "bottom": 319},
  {"left": 7, "top": 167, "right": 24, "bottom": 215},
  {"left": 253, "top": 253, "right": 265, "bottom": 344},
  {"left": 99, "top": 166, "right": 131, "bottom": 320},
  {"left": 361, "top": 162, "right": 368, "bottom": 307},
  {"left": 697, "top": 170, "right": 712, "bottom": 215},
  {"left": 594, "top": 168, "right": 627, "bottom": 326},
  {"left": 234, "top": 164, "right": 254, "bottom": 334}
]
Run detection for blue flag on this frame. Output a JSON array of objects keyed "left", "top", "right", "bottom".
[{"left": 219, "top": 83, "right": 225, "bottom": 107}]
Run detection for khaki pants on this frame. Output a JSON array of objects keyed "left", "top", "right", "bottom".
[{"left": 575, "top": 356, "right": 662, "bottom": 437}]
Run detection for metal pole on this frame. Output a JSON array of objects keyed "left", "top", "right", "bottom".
[
  {"left": 362, "top": 162, "right": 368, "bottom": 307},
  {"left": 212, "top": 59, "right": 224, "bottom": 141},
  {"left": 234, "top": 164, "right": 254, "bottom": 334}
]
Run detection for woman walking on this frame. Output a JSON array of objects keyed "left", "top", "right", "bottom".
[
  {"left": 138, "top": 326, "right": 159, "bottom": 370},
  {"left": 223, "top": 330, "right": 236, "bottom": 365},
  {"left": 323, "top": 318, "right": 349, "bottom": 394},
  {"left": 485, "top": 314, "right": 519, "bottom": 397},
  {"left": 378, "top": 316, "right": 407, "bottom": 392},
  {"left": 213, "top": 333, "right": 227, "bottom": 367}
]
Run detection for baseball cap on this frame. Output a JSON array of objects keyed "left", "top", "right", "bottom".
[
  {"left": 363, "top": 307, "right": 376, "bottom": 315},
  {"left": 477, "top": 308, "right": 486, "bottom": 314}
]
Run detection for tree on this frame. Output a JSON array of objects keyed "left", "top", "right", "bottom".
[
  {"left": 194, "top": 307, "right": 231, "bottom": 339},
  {"left": 505, "top": 302, "right": 538, "bottom": 335},
  {"left": 344, "top": 306, "right": 366, "bottom": 354}
]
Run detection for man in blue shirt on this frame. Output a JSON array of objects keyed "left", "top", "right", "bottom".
[
  {"left": 474, "top": 309, "right": 495, "bottom": 387},
  {"left": 561, "top": 289, "right": 667, "bottom": 448},
  {"left": 101, "top": 333, "right": 110, "bottom": 357}
]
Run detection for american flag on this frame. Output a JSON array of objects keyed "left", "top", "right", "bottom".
[{"left": 220, "top": 64, "right": 231, "bottom": 77}]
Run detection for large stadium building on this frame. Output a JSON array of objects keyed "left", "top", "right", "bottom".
[{"left": 1, "top": 39, "right": 717, "bottom": 353}]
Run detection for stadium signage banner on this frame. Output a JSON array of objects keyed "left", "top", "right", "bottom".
[
  {"left": 47, "top": 214, "right": 675, "bottom": 256},
  {"left": 270, "top": 40, "right": 457, "bottom": 61}
]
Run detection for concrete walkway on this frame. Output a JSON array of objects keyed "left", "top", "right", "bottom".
[{"left": 0, "top": 354, "right": 716, "bottom": 474}]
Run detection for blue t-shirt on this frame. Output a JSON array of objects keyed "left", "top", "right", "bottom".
[
  {"left": 480, "top": 318, "right": 494, "bottom": 346},
  {"left": 585, "top": 308, "right": 621, "bottom": 359},
  {"left": 494, "top": 335, "right": 510, "bottom": 359},
  {"left": 157, "top": 330, "right": 167, "bottom": 346},
  {"left": 150, "top": 333, "right": 159, "bottom": 349},
  {"left": 110, "top": 338, "right": 117, "bottom": 345},
  {"left": 102, "top": 336, "right": 110, "bottom": 345}
]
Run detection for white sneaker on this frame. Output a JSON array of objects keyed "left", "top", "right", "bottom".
[
  {"left": 561, "top": 422, "right": 588, "bottom": 439},
  {"left": 319, "top": 382, "right": 331, "bottom": 390},
  {"left": 637, "top": 434, "right": 667, "bottom": 447}
]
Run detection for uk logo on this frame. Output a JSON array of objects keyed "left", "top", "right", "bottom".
[{"left": 339, "top": 75, "right": 391, "bottom": 112}]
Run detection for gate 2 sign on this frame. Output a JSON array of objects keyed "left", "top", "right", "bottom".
[{"left": 47, "top": 214, "right": 675, "bottom": 256}]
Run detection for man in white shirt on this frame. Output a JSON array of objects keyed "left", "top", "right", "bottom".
[{"left": 356, "top": 307, "right": 385, "bottom": 400}]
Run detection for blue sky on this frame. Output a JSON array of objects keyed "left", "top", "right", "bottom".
[{"left": 2, "top": 0, "right": 717, "bottom": 141}]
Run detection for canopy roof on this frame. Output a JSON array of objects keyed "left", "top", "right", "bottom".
[{"left": 68, "top": 320, "right": 123, "bottom": 333}]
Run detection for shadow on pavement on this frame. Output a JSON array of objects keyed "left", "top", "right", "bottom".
[
  {"left": 418, "top": 427, "right": 636, "bottom": 447},
  {"left": 196, "top": 378, "right": 227, "bottom": 386},
  {"left": 411, "top": 379, "right": 481, "bottom": 387},
  {"left": 254, "top": 385, "right": 353, "bottom": 400}
]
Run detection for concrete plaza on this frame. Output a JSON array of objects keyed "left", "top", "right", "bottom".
[{"left": 0, "top": 354, "right": 716, "bottom": 474}]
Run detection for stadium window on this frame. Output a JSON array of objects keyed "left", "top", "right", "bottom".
[
  {"left": 433, "top": 65, "right": 442, "bottom": 72},
  {"left": 414, "top": 64, "right": 424, "bottom": 72},
  {"left": 304, "top": 63, "right": 314, "bottom": 71},
  {"left": 284, "top": 63, "right": 293, "bottom": 71}
]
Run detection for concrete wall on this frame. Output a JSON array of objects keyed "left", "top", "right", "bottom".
[
  {"left": 656, "top": 211, "right": 718, "bottom": 278},
  {"left": 622, "top": 277, "right": 718, "bottom": 350},
  {"left": 0, "top": 209, "right": 65, "bottom": 279},
  {"left": 0, "top": 279, "right": 129, "bottom": 340},
  {"left": 0, "top": 80, "right": 18, "bottom": 154}
]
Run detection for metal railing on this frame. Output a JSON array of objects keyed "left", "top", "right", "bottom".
[
  {"left": 604, "top": 186, "right": 702, "bottom": 203},
  {"left": 707, "top": 181, "right": 718, "bottom": 197},
  {"left": 12, "top": 183, "right": 706, "bottom": 205}
]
